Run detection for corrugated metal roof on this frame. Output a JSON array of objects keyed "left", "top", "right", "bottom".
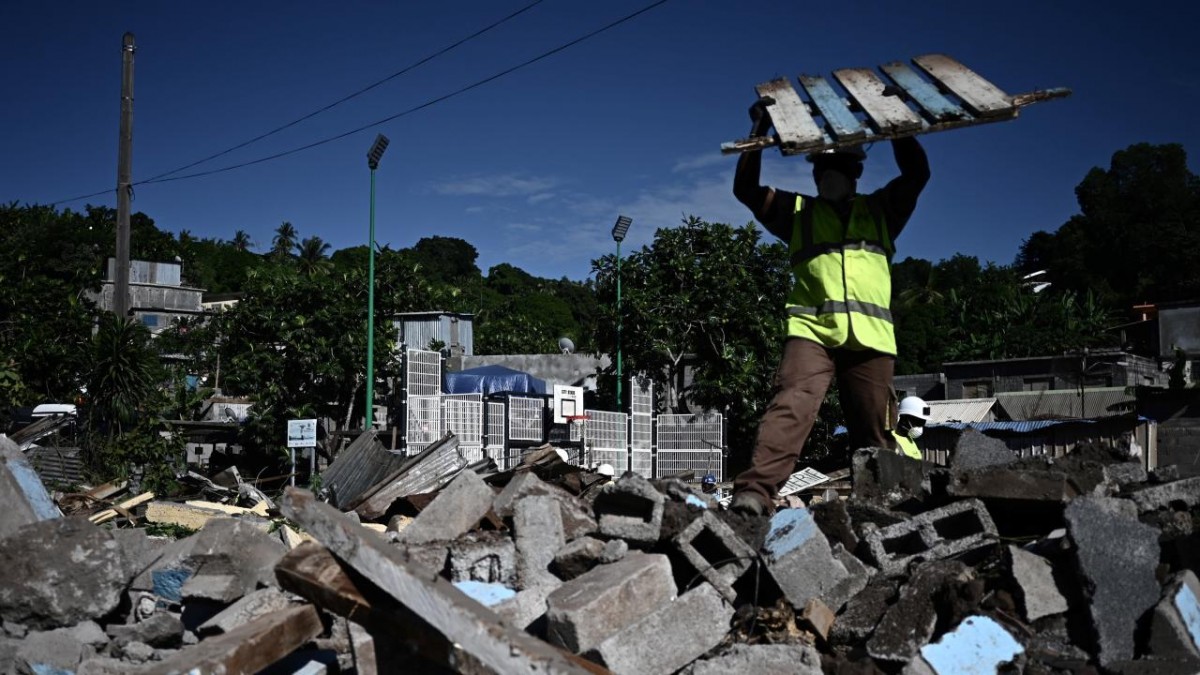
[
  {"left": 927, "top": 398, "right": 996, "bottom": 424},
  {"left": 321, "top": 431, "right": 408, "bottom": 509},
  {"left": 995, "top": 387, "right": 1135, "bottom": 421},
  {"left": 929, "top": 419, "right": 1089, "bottom": 433}
]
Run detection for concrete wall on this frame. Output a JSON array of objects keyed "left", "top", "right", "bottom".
[
  {"left": 449, "top": 354, "right": 612, "bottom": 390},
  {"left": 1139, "top": 388, "right": 1200, "bottom": 477},
  {"left": 944, "top": 353, "right": 1165, "bottom": 399}
]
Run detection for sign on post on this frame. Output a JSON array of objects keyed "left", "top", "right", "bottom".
[{"left": 287, "top": 419, "right": 318, "bottom": 486}]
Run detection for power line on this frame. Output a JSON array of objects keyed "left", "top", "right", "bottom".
[
  {"left": 49, "top": 0, "right": 669, "bottom": 203},
  {"left": 141, "top": 0, "right": 548, "bottom": 183}
]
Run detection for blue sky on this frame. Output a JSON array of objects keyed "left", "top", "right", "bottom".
[{"left": 4, "top": 1, "right": 1198, "bottom": 281}]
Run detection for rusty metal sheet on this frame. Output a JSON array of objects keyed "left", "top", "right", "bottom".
[
  {"left": 755, "top": 77, "right": 826, "bottom": 154},
  {"left": 799, "top": 75, "right": 867, "bottom": 142},
  {"left": 912, "top": 54, "right": 1013, "bottom": 118},
  {"left": 880, "top": 61, "right": 965, "bottom": 122},
  {"left": 833, "top": 67, "right": 923, "bottom": 135}
]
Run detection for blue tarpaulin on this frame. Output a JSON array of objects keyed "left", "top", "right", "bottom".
[{"left": 444, "top": 365, "right": 547, "bottom": 396}]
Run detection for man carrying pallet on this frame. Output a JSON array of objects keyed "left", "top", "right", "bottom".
[{"left": 729, "top": 100, "right": 930, "bottom": 516}]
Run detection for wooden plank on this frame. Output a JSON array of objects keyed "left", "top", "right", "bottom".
[
  {"left": 183, "top": 499, "right": 270, "bottom": 518},
  {"left": 141, "top": 604, "right": 322, "bottom": 675},
  {"left": 880, "top": 61, "right": 966, "bottom": 122},
  {"left": 88, "top": 491, "right": 154, "bottom": 525},
  {"left": 280, "top": 487, "right": 608, "bottom": 675},
  {"left": 799, "top": 75, "right": 866, "bottom": 141},
  {"left": 912, "top": 54, "right": 1013, "bottom": 118},
  {"left": 276, "top": 541, "right": 489, "bottom": 674},
  {"left": 144, "top": 501, "right": 272, "bottom": 532},
  {"left": 833, "top": 68, "right": 923, "bottom": 135},
  {"left": 754, "top": 78, "right": 826, "bottom": 154}
]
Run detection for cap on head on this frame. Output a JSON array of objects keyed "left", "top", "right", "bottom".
[
  {"left": 596, "top": 463, "right": 615, "bottom": 477},
  {"left": 898, "top": 396, "right": 931, "bottom": 421},
  {"left": 701, "top": 474, "right": 717, "bottom": 485},
  {"left": 806, "top": 145, "right": 867, "bottom": 164}
]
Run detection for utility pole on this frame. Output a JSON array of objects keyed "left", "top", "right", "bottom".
[{"left": 114, "top": 32, "right": 135, "bottom": 320}]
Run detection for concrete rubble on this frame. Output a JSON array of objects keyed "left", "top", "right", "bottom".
[{"left": 1, "top": 429, "right": 1199, "bottom": 674}]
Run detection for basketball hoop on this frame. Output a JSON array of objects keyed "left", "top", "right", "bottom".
[{"left": 564, "top": 414, "right": 591, "bottom": 429}]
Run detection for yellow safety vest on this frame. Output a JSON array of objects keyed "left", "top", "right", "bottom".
[
  {"left": 892, "top": 430, "right": 922, "bottom": 460},
  {"left": 786, "top": 195, "right": 896, "bottom": 354}
]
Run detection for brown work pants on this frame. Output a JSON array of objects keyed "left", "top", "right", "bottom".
[{"left": 734, "top": 338, "right": 895, "bottom": 507}]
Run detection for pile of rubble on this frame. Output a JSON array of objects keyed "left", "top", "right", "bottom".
[{"left": 1, "top": 430, "right": 1199, "bottom": 674}]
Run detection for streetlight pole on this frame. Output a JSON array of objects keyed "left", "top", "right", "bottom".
[
  {"left": 611, "top": 215, "right": 632, "bottom": 411},
  {"left": 365, "top": 134, "right": 389, "bottom": 429}
]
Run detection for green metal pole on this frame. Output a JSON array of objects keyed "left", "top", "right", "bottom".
[
  {"left": 616, "top": 241, "right": 622, "bottom": 411},
  {"left": 365, "top": 168, "right": 376, "bottom": 429}
]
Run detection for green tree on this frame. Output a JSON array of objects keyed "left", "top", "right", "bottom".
[
  {"left": 87, "top": 316, "right": 159, "bottom": 437},
  {"left": 409, "top": 236, "right": 480, "bottom": 283},
  {"left": 271, "top": 221, "right": 298, "bottom": 258},
  {"left": 296, "top": 236, "right": 332, "bottom": 277},
  {"left": 231, "top": 230, "right": 253, "bottom": 252}
]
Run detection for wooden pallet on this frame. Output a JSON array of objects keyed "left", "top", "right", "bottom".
[{"left": 722, "top": 54, "right": 1070, "bottom": 156}]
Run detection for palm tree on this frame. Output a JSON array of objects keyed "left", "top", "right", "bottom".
[
  {"left": 88, "top": 316, "right": 157, "bottom": 437},
  {"left": 231, "top": 230, "right": 252, "bottom": 252},
  {"left": 297, "top": 236, "right": 332, "bottom": 276},
  {"left": 272, "top": 222, "right": 298, "bottom": 258}
]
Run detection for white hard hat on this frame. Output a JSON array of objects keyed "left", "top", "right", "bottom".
[
  {"left": 596, "top": 463, "right": 615, "bottom": 478},
  {"left": 554, "top": 448, "right": 569, "bottom": 463},
  {"left": 898, "top": 396, "right": 931, "bottom": 421}
]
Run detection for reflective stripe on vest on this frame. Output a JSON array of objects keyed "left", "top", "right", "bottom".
[{"left": 785, "top": 194, "right": 896, "bottom": 354}]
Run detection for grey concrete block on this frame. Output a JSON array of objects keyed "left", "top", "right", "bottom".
[
  {"left": 401, "top": 470, "right": 495, "bottom": 545},
  {"left": 185, "top": 517, "right": 288, "bottom": 599},
  {"left": 196, "top": 588, "right": 291, "bottom": 637},
  {"left": 852, "top": 447, "right": 925, "bottom": 503},
  {"left": 552, "top": 536, "right": 606, "bottom": 581},
  {"left": 863, "top": 499, "right": 998, "bottom": 576},
  {"left": 495, "top": 470, "right": 598, "bottom": 541},
  {"left": 494, "top": 581, "right": 560, "bottom": 633},
  {"left": 0, "top": 517, "right": 142, "bottom": 629},
  {"left": 1128, "top": 477, "right": 1200, "bottom": 513},
  {"left": 545, "top": 552, "right": 675, "bottom": 653},
  {"left": 514, "top": 495, "right": 565, "bottom": 589},
  {"left": 16, "top": 626, "right": 94, "bottom": 673},
  {"left": 1065, "top": 496, "right": 1162, "bottom": 666},
  {"left": 592, "top": 583, "right": 734, "bottom": 675},
  {"left": 689, "top": 643, "right": 823, "bottom": 675},
  {"left": 493, "top": 469, "right": 544, "bottom": 517},
  {"left": 78, "top": 656, "right": 133, "bottom": 675},
  {"left": 911, "top": 615, "right": 1024, "bottom": 675},
  {"left": 0, "top": 435, "right": 60, "bottom": 540},
  {"left": 181, "top": 572, "right": 246, "bottom": 603},
  {"left": 826, "top": 544, "right": 874, "bottom": 611},
  {"left": 448, "top": 531, "right": 517, "bottom": 586},
  {"left": 107, "top": 611, "right": 184, "bottom": 648},
  {"left": 67, "top": 621, "right": 109, "bottom": 648},
  {"left": 594, "top": 474, "right": 664, "bottom": 545},
  {"left": 1104, "top": 461, "right": 1148, "bottom": 488},
  {"left": 830, "top": 576, "right": 899, "bottom": 645},
  {"left": 760, "top": 507, "right": 851, "bottom": 610},
  {"left": 868, "top": 560, "right": 973, "bottom": 663},
  {"left": 674, "top": 511, "right": 756, "bottom": 602},
  {"left": 1147, "top": 570, "right": 1200, "bottom": 660},
  {"left": 1008, "top": 546, "right": 1068, "bottom": 621},
  {"left": 398, "top": 541, "right": 450, "bottom": 580},
  {"left": 950, "top": 429, "right": 1016, "bottom": 472}
]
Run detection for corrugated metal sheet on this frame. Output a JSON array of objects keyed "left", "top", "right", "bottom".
[
  {"left": 927, "top": 398, "right": 996, "bottom": 424},
  {"left": 24, "top": 446, "right": 85, "bottom": 488},
  {"left": 392, "top": 313, "right": 474, "bottom": 355},
  {"left": 929, "top": 419, "right": 1088, "bottom": 433},
  {"left": 995, "top": 387, "right": 1135, "bottom": 420},
  {"left": 320, "top": 431, "right": 407, "bottom": 509}
]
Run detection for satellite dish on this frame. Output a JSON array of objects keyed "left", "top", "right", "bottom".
[{"left": 559, "top": 337, "right": 575, "bottom": 354}]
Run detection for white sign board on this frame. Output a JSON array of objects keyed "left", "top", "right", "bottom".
[
  {"left": 777, "top": 467, "right": 832, "bottom": 497},
  {"left": 287, "top": 419, "right": 318, "bottom": 448}
]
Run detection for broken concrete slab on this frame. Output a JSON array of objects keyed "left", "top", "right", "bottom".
[
  {"left": 1065, "top": 496, "right": 1162, "bottom": 666},
  {"left": 673, "top": 510, "right": 757, "bottom": 602},
  {"left": 867, "top": 560, "right": 973, "bottom": 663},
  {"left": 908, "top": 615, "right": 1024, "bottom": 675},
  {"left": 591, "top": 583, "right": 734, "bottom": 675},
  {"left": 950, "top": 429, "right": 1017, "bottom": 472},
  {"left": 863, "top": 498, "right": 998, "bottom": 576},
  {"left": 1104, "top": 461, "right": 1148, "bottom": 489},
  {"left": 0, "top": 517, "right": 142, "bottom": 629},
  {"left": 107, "top": 611, "right": 185, "bottom": 648},
  {"left": 140, "top": 604, "right": 322, "bottom": 675},
  {"left": 513, "top": 494, "right": 566, "bottom": 590},
  {"left": 196, "top": 587, "right": 293, "bottom": 637},
  {"left": 447, "top": 532, "right": 517, "bottom": 586},
  {"left": 399, "top": 469, "right": 495, "bottom": 545},
  {"left": 760, "top": 507, "right": 852, "bottom": 610},
  {"left": 1128, "top": 477, "right": 1200, "bottom": 513},
  {"left": 689, "top": 643, "right": 824, "bottom": 675},
  {"left": 852, "top": 447, "right": 925, "bottom": 503},
  {"left": 177, "top": 516, "right": 287, "bottom": 603},
  {"left": 493, "top": 583, "right": 558, "bottom": 633},
  {"left": 280, "top": 487, "right": 598, "bottom": 674},
  {"left": 827, "top": 543, "right": 874, "bottom": 612},
  {"left": 0, "top": 434, "right": 60, "bottom": 539},
  {"left": 552, "top": 536, "right": 607, "bottom": 581},
  {"left": 545, "top": 551, "right": 676, "bottom": 653},
  {"left": 496, "top": 473, "right": 599, "bottom": 542},
  {"left": 593, "top": 473, "right": 665, "bottom": 545},
  {"left": 946, "top": 466, "right": 1080, "bottom": 503},
  {"left": 1008, "top": 545, "right": 1068, "bottom": 622},
  {"left": 15, "top": 626, "right": 94, "bottom": 674},
  {"left": 1147, "top": 570, "right": 1200, "bottom": 661}
]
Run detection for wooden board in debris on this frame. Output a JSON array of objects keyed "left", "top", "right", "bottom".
[{"left": 722, "top": 54, "right": 1070, "bottom": 156}]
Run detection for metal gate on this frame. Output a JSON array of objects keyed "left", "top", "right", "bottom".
[
  {"left": 629, "top": 376, "right": 654, "bottom": 477},
  {"left": 405, "top": 395, "right": 441, "bottom": 455}
]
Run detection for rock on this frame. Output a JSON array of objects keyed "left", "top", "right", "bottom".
[
  {"left": 16, "top": 626, "right": 94, "bottom": 672},
  {"left": 689, "top": 643, "right": 823, "bottom": 675},
  {"left": 591, "top": 583, "right": 734, "bottom": 675},
  {"left": 400, "top": 470, "right": 495, "bottom": 545},
  {"left": 545, "top": 552, "right": 675, "bottom": 653},
  {"left": 1007, "top": 546, "right": 1068, "bottom": 621},
  {"left": 107, "top": 611, "right": 185, "bottom": 648}
]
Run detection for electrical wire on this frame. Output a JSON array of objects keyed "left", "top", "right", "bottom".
[{"left": 46, "top": 0, "right": 669, "bottom": 206}]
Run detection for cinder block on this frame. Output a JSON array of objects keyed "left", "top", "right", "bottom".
[
  {"left": 852, "top": 448, "right": 925, "bottom": 503},
  {"left": 514, "top": 495, "right": 565, "bottom": 589},
  {"left": 690, "top": 643, "right": 824, "bottom": 675},
  {"left": 1147, "top": 570, "right": 1200, "bottom": 661},
  {"left": 673, "top": 511, "right": 756, "bottom": 602},
  {"left": 594, "top": 474, "right": 664, "bottom": 545},
  {"left": 910, "top": 615, "right": 1024, "bottom": 675},
  {"left": 591, "top": 583, "right": 733, "bottom": 675},
  {"left": 867, "top": 560, "right": 972, "bottom": 663},
  {"left": 863, "top": 499, "right": 998, "bottom": 576},
  {"left": 494, "top": 582, "right": 559, "bottom": 632},
  {"left": 447, "top": 532, "right": 517, "bottom": 586},
  {"left": 495, "top": 470, "right": 598, "bottom": 540},
  {"left": 552, "top": 537, "right": 605, "bottom": 581},
  {"left": 1128, "top": 477, "right": 1200, "bottom": 513},
  {"left": 400, "top": 470, "right": 495, "bottom": 545},
  {"left": 545, "top": 552, "right": 675, "bottom": 653},
  {"left": 950, "top": 430, "right": 1016, "bottom": 472},
  {"left": 1007, "top": 546, "right": 1068, "bottom": 622},
  {"left": 760, "top": 507, "right": 850, "bottom": 611},
  {"left": 1065, "top": 496, "right": 1162, "bottom": 666}
]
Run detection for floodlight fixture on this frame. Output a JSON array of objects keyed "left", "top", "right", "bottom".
[
  {"left": 367, "top": 134, "right": 390, "bottom": 170},
  {"left": 611, "top": 215, "right": 632, "bottom": 243}
]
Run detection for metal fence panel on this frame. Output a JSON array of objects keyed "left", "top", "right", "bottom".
[
  {"left": 629, "top": 377, "right": 654, "bottom": 478},
  {"left": 405, "top": 395, "right": 441, "bottom": 454},
  {"left": 486, "top": 401, "right": 505, "bottom": 459},
  {"left": 583, "top": 409, "right": 628, "bottom": 473},
  {"left": 405, "top": 349, "right": 441, "bottom": 397},
  {"left": 443, "top": 394, "right": 483, "bottom": 463},
  {"left": 656, "top": 412, "right": 724, "bottom": 482},
  {"left": 507, "top": 396, "right": 545, "bottom": 442}
]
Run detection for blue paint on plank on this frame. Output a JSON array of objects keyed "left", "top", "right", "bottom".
[
  {"left": 880, "top": 62, "right": 967, "bottom": 122},
  {"left": 455, "top": 581, "right": 516, "bottom": 607},
  {"left": 1175, "top": 582, "right": 1200, "bottom": 650},
  {"left": 761, "top": 508, "right": 818, "bottom": 561},
  {"left": 30, "top": 665, "right": 74, "bottom": 675},
  {"left": 152, "top": 567, "right": 194, "bottom": 602},
  {"left": 920, "top": 616, "right": 1023, "bottom": 675},
  {"left": 799, "top": 76, "right": 865, "bottom": 141},
  {"left": 8, "top": 459, "right": 61, "bottom": 520}
]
